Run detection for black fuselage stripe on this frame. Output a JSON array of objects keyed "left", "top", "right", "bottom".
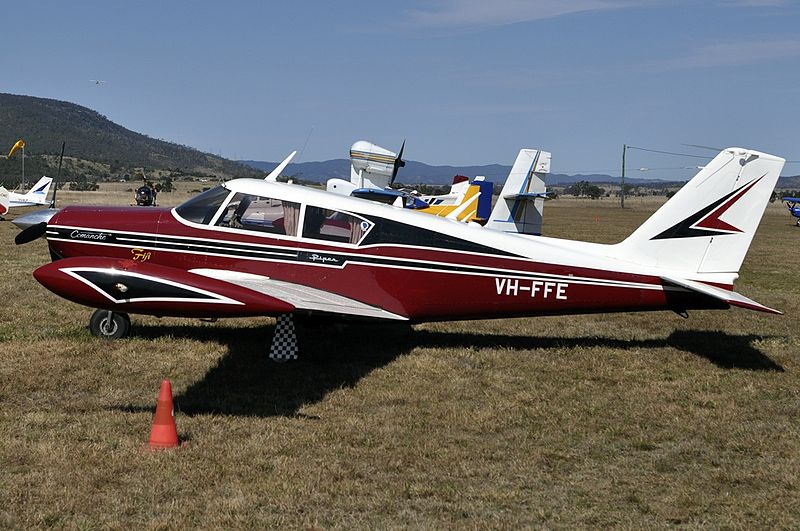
[{"left": 47, "top": 227, "right": 657, "bottom": 289}]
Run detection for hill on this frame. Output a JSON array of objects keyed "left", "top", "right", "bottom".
[{"left": 0, "top": 93, "right": 260, "bottom": 185}]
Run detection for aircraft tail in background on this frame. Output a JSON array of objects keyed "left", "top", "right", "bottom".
[
  {"left": 485, "top": 149, "right": 550, "bottom": 235},
  {"left": 24, "top": 176, "right": 53, "bottom": 198},
  {"left": 9, "top": 176, "right": 53, "bottom": 207},
  {"left": 418, "top": 176, "right": 493, "bottom": 222}
]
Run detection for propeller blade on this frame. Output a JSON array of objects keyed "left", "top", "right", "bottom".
[
  {"left": 390, "top": 140, "right": 406, "bottom": 186},
  {"left": 15, "top": 222, "right": 47, "bottom": 245}
]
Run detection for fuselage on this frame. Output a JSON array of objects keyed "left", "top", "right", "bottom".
[{"left": 38, "top": 179, "right": 721, "bottom": 321}]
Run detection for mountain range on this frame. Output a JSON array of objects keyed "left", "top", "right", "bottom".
[
  {"left": 241, "top": 158, "right": 800, "bottom": 189},
  {"left": 1, "top": 93, "right": 798, "bottom": 189},
  {"left": 239, "top": 158, "right": 683, "bottom": 187}
]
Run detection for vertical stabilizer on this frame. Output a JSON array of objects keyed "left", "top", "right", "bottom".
[
  {"left": 615, "top": 147, "right": 784, "bottom": 275},
  {"left": 485, "top": 149, "right": 550, "bottom": 235},
  {"left": 24, "top": 176, "right": 53, "bottom": 199}
]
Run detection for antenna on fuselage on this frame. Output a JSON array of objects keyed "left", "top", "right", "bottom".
[
  {"left": 264, "top": 151, "right": 297, "bottom": 182},
  {"left": 50, "top": 141, "right": 65, "bottom": 208}
]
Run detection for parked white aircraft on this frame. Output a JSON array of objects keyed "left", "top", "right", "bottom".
[{"left": 0, "top": 177, "right": 53, "bottom": 210}]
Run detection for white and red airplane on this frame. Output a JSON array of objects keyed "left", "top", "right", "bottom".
[{"left": 13, "top": 147, "right": 784, "bottom": 361}]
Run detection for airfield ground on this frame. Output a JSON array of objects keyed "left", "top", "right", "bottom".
[{"left": 1, "top": 184, "right": 798, "bottom": 528}]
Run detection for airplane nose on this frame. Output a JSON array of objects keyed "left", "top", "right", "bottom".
[{"left": 12, "top": 208, "right": 61, "bottom": 230}]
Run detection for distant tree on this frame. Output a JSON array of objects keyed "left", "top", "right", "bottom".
[
  {"left": 69, "top": 180, "right": 99, "bottom": 191},
  {"left": 565, "top": 181, "right": 604, "bottom": 199},
  {"left": 585, "top": 184, "right": 605, "bottom": 199},
  {"left": 157, "top": 176, "right": 174, "bottom": 192},
  {"left": 69, "top": 173, "right": 99, "bottom": 191}
]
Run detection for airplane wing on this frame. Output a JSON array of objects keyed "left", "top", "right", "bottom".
[
  {"left": 33, "top": 257, "right": 407, "bottom": 320},
  {"left": 191, "top": 268, "right": 408, "bottom": 320},
  {"left": 661, "top": 275, "right": 781, "bottom": 315}
]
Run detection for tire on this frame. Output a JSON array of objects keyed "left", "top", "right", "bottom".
[{"left": 89, "top": 309, "right": 131, "bottom": 339}]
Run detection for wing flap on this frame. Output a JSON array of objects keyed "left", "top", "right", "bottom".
[
  {"left": 191, "top": 269, "right": 408, "bottom": 321},
  {"left": 661, "top": 275, "right": 782, "bottom": 315}
]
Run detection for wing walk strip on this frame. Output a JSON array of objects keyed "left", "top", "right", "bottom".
[{"left": 48, "top": 225, "right": 673, "bottom": 293}]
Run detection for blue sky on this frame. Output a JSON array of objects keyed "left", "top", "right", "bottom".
[{"left": 2, "top": 0, "right": 799, "bottom": 178}]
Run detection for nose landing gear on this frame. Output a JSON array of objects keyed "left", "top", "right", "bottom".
[{"left": 89, "top": 309, "right": 131, "bottom": 339}]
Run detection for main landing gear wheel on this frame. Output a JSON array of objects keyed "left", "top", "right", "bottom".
[{"left": 89, "top": 309, "right": 131, "bottom": 339}]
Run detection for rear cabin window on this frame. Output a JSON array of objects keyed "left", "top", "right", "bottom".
[
  {"left": 215, "top": 193, "right": 300, "bottom": 236},
  {"left": 302, "top": 206, "right": 372, "bottom": 245},
  {"left": 174, "top": 186, "right": 231, "bottom": 224}
]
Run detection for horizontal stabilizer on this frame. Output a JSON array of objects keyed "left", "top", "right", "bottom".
[
  {"left": 503, "top": 192, "right": 550, "bottom": 200},
  {"left": 662, "top": 275, "right": 781, "bottom": 315}
]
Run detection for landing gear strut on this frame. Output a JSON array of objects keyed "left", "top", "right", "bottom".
[{"left": 89, "top": 309, "right": 131, "bottom": 339}]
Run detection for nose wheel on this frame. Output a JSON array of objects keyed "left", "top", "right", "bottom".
[{"left": 89, "top": 309, "right": 131, "bottom": 339}]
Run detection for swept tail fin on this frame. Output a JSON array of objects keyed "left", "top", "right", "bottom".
[
  {"left": 615, "top": 148, "right": 784, "bottom": 277},
  {"left": 25, "top": 176, "right": 53, "bottom": 198}
]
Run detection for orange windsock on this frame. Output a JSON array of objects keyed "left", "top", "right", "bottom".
[
  {"left": 7, "top": 139, "right": 24, "bottom": 159},
  {"left": 148, "top": 379, "right": 180, "bottom": 449}
]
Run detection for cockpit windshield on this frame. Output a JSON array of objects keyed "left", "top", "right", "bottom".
[{"left": 174, "top": 186, "right": 232, "bottom": 224}]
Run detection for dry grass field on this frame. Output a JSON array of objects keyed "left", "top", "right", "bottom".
[{"left": 1, "top": 184, "right": 798, "bottom": 528}]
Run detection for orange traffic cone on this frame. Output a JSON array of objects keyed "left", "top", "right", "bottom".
[{"left": 148, "top": 379, "right": 180, "bottom": 449}]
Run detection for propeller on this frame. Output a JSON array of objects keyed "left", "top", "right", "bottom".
[
  {"left": 15, "top": 222, "right": 47, "bottom": 245},
  {"left": 390, "top": 140, "right": 406, "bottom": 186}
]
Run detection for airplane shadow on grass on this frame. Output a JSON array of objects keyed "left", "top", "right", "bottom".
[{"left": 121, "top": 322, "right": 784, "bottom": 418}]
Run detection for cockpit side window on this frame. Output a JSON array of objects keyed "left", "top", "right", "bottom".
[
  {"left": 302, "top": 206, "right": 373, "bottom": 245},
  {"left": 174, "top": 186, "right": 232, "bottom": 224},
  {"left": 216, "top": 192, "right": 300, "bottom": 236}
]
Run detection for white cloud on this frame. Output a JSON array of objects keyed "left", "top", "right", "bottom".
[
  {"left": 653, "top": 39, "right": 800, "bottom": 70},
  {"left": 406, "top": 0, "right": 652, "bottom": 29},
  {"left": 717, "top": 0, "right": 789, "bottom": 6}
]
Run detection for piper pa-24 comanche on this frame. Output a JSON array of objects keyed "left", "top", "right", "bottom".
[{"left": 14, "top": 147, "right": 784, "bottom": 361}]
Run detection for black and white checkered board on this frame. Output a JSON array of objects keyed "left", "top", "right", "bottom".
[{"left": 269, "top": 313, "right": 298, "bottom": 362}]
